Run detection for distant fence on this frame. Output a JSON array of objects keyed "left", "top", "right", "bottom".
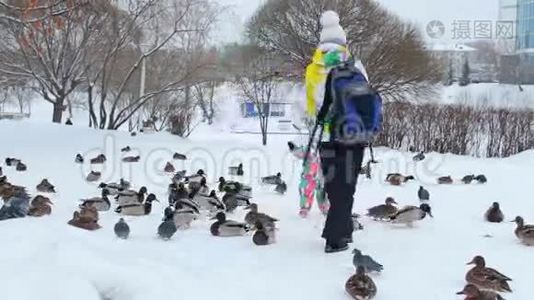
[{"left": 374, "top": 102, "right": 534, "bottom": 158}]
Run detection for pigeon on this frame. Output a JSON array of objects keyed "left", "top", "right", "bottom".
[
  {"left": 0, "top": 187, "right": 30, "bottom": 221},
  {"left": 114, "top": 218, "right": 130, "bottom": 239},
  {"left": 158, "top": 214, "right": 177, "bottom": 240},
  {"left": 352, "top": 248, "right": 383, "bottom": 273},
  {"left": 418, "top": 186, "right": 430, "bottom": 202},
  {"left": 413, "top": 151, "right": 425, "bottom": 162}
]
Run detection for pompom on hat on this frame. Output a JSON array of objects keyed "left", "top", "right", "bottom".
[{"left": 319, "top": 11, "right": 347, "bottom": 46}]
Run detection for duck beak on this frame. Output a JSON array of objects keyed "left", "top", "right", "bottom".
[
  {"left": 466, "top": 260, "right": 474, "bottom": 265},
  {"left": 456, "top": 291, "right": 465, "bottom": 295},
  {"left": 209, "top": 215, "right": 217, "bottom": 220},
  {"left": 244, "top": 205, "right": 251, "bottom": 210},
  {"left": 428, "top": 211, "right": 433, "bottom": 218}
]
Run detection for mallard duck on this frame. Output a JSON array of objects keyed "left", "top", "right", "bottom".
[
  {"left": 158, "top": 214, "right": 177, "bottom": 240},
  {"left": 485, "top": 202, "right": 504, "bottom": 223},
  {"left": 513, "top": 216, "right": 534, "bottom": 246},
  {"left": 0, "top": 187, "right": 30, "bottom": 221},
  {"left": 253, "top": 221, "right": 276, "bottom": 246},
  {"left": 173, "top": 152, "right": 187, "bottom": 160},
  {"left": 413, "top": 151, "right": 425, "bottom": 162},
  {"left": 228, "top": 163, "right": 244, "bottom": 176},
  {"left": 172, "top": 170, "right": 188, "bottom": 184},
  {"left": 193, "top": 190, "right": 225, "bottom": 212},
  {"left": 173, "top": 202, "right": 199, "bottom": 229},
  {"left": 366, "top": 197, "right": 398, "bottom": 220},
  {"left": 115, "top": 194, "right": 159, "bottom": 216},
  {"left": 389, "top": 203, "right": 433, "bottom": 226},
  {"left": 418, "top": 186, "right": 430, "bottom": 202},
  {"left": 80, "top": 189, "right": 111, "bottom": 211},
  {"left": 218, "top": 177, "right": 253, "bottom": 198},
  {"left": 169, "top": 182, "right": 190, "bottom": 204},
  {"left": 75, "top": 154, "right": 84, "bottom": 163},
  {"left": 90, "top": 154, "right": 106, "bottom": 164},
  {"left": 189, "top": 177, "right": 209, "bottom": 198},
  {"left": 261, "top": 173, "right": 282, "bottom": 185},
  {"left": 466, "top": 256, "right": 512, "bottom": 293},
  {"left": 352, "top": 249, "right": 383, "bottom": 273},
  {"left": 457, "top": 284, "right": 504, "bottom": 300},
  {"left": 385, "top": 174, "right": 414, "bottom": 186},
  {"left": 175, "top": 197, "right": 201, "bottom": 215},
  {"left": 115, "top": 186, "right": 147, "bottom": 206},
  {"left": 16, "top": 161, "right": 27, "bottom": 171},
  {"left": 222, "top": 192, "right": 239, "bottom": 213},
  {"left": 345, "top": 266, "right": 377, "bottom": 300},
  {"left": 121, "top": 146, "right": 131, "bottom": 153},
  {"left": 475, "top": 175, "right": 488, "bottom": 184},
  {"left": 244, "top": 203, "right": 278, "bottom": 229},
  {"left": 28, "top": 195, "right": 53, "bottom": 217},
  {"left": 164, "top": 162, "right": 175, "bottom": 173},
  {"left": 438, "top": 176, "right": 454, "bottom": 184},
  {"left": 462, "top": 175, "right": 476, "bottom": 184},
  {"left": 36, "top": 179, "right": 56, "bottom": 193},
  {"left": 275, "top": 181, "right": 287, "bottom": 195},
  {"left": 99, "top": 179, "right": 130, "bottom": 196},
  {"left": 114, "top": 218, "right": 130, "bottom": 239},
  {"left": 122, "top": 155, "right": 140, "bottom": 163},
  {"left": 68, "top": 207, "right": 101, "bottom": 231},
  {"left": 210, "top": 212, "right": 249, "bottom": 237},
  {"left": 5, "top": 158, "right": 21, "bottom": 166},
  {"left": 86, "top": 171, "right": 102, "bottom": 182},
  {"left": 185, "top": 169, "right": 205, "bottom": 184}
]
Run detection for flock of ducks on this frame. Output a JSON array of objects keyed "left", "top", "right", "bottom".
[
  {"left": 342, "top": 152, "right": 532, "bottom": 299},
  {"left": 1, "top": 147, "right": 533, "bottom": 300}
]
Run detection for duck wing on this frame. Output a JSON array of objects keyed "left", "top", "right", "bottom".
[{"left": 485, "top": 267, "right": 512, "bottom": 281}]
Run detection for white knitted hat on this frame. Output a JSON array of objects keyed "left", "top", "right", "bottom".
[{"left": 319, "top": 11, "right": 347, "bottom": 46}]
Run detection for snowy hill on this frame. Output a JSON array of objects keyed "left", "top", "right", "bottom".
[{"left": 0, "top": 119, "right": 533, "bottom": 300}]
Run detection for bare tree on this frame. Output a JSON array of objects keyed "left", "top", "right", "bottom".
[
  {"left": 83, "top": 0, "right": 220, "bottom": 130},
  {"left": 236, "top": 55, "right": 281, "bottom": 145},
  {"left": 247, "top": 0, "right": 441, "bottom": 101},
  {"left": 0, "top": 0, "right": 109, "bottom": 123}
]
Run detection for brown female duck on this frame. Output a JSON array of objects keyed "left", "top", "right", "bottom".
[
  {"left": 465, "top": 256, "right": 512, "bottom": 293},
  {"left": 456, "top": 284, "right": 504, "bottom": 300},
  {"left": 345, "top": 266, "right": 377, "bottom": 300},
  {"left": 513, "top": 216, "right": 534, "bottom": 246},
  {"left": 28, "top": 195, "right": 53, "bottom": 217},
  {"left": 484, "top": 202, "right": 504, "bottom": 223}
]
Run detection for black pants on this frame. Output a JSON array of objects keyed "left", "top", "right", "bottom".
[{"left": 320, "top": 142, "right": 365, "bottom": 243}]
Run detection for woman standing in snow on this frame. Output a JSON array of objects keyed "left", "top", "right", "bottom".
[{"left": 304, "top": 11, "right": 372, "bottom": 253}]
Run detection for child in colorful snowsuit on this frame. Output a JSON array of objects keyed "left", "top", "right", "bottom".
[{"left": 288, "top": 141, "right": 329, "bottom": 218}]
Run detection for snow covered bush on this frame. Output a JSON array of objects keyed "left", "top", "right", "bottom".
[{"left": 375, "top": 102, "right": 534, "bottom": 158}]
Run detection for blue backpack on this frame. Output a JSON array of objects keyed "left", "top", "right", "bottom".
[{"left": 327, "top": 61, "right": 382, "bottom": 144}]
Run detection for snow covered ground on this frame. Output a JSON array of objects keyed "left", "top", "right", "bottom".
[{"left": 0, "top": 117, "right": 533, "bottom": 300}]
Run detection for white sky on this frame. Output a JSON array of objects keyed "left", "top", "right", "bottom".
[{"left": 213, "top": 0, "right": 502, "bottom": 43}]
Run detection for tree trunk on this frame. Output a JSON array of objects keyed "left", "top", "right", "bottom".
[{"left": 52, "top": 100, "right": 64, "bottom": 123}]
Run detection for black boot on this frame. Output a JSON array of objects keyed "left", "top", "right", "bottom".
[{"left": 325, "top": 240, "right": 349, "bottom": 254}]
